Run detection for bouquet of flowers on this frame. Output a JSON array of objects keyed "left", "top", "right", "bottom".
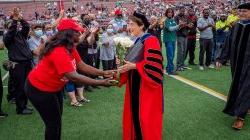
[
  {"left": 110, "top": 36, "right": 134, "bottom": 85},
  {"left": 113, "top": 36, "right": 134, "bottom": 65}
]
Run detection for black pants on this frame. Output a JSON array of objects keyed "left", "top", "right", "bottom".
[
  {"left": 25, "top": 80, "right": 63, "bottom": 140},
  {"left": 85, "top": 53, "right": 98, "bottom": 79},
  {"left": 199, "top": 39, "right": 213, "bottom": 66},
  {"left": 186, "top": 38, "right": 196, "bottom": 64},
  {"left": 102, "top": 60, "right": 115, "bottom": 71},
  {"left": 131, "top": 71, "right": 142, "bottom": 140},
  {"left": 85, "top": 53, "right": 98, "bottom": 68},
  {"left": 0, "top": 69, "right": 3, "bottom": 112},
  {"left": 96, "top": 48, "right": 100, "bottom": 69},
  {"left": 9, "top": 61, "right": 32, "bottom": 112},
  {"left": 7, "top": 73, "right": 15, "bottom": 101}
]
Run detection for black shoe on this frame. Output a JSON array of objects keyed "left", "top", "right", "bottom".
[
  {"left": 25, "top": 107, "right": 33, "bottom": 111},
  {"left": 17, "top": 109, "right": 33, "bottom": 115},
  {"left": 176, "top": 67, "right": 184, "bottom": 71},
  {"left": 189, "top": 62, "right": 197, "bottom": 65},
  {"left": 168, "top": 71, "right": 178, "bottom": 75},
  {"left": 0, "top": 111, "right": 8, "bottom": 118},
  {"left": 8, "top": 98, "right": 16, "bottom": 104}
]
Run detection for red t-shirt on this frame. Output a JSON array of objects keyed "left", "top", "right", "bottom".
[{"left": 28, "top": 46, "right": 81, "bottom": 92}]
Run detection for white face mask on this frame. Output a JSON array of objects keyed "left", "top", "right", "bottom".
[
  {"left": 34, "top": 30, "right": 43, "bottom": 38},
  {"left": 107, "top": 29, "right": 113, "bottom": 34},
  {"left": 46, "top": 30, "right": 53, "bottom": 36}
]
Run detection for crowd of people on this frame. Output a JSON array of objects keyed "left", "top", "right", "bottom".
[{"left": 0, "top": 0, "right": 250, "bottom": 140}]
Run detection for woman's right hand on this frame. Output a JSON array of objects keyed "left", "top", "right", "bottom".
[{"left": 99, "top": 78, "right": 114, "bottom": 87}]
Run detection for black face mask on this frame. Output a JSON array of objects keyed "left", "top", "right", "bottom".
[
  {"left": 204, "top": 14, "right": 209, "bottom": 19},
  {"left": 83, "top": 20, "right": 91, "bottom": 26},
  {"left": 179, "top": 13, "right": 184, "bottom": 16},
  {"left": 221, "top": 17, "right": 227, "bottom": 21}
]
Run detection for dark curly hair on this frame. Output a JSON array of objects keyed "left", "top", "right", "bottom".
[
  {"left": 165, "top": 8, "right": 175, "bottom": 18},
  {"left": 39, "top": 29, "right": 79, "bottom": 59}
]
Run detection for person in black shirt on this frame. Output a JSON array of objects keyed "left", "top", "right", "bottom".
[
  {"left": 3, "top": 7, "right": 33, "bottom": 115},
  {"left": 148, "top": 16, "right": 162, "bottom": 47}
]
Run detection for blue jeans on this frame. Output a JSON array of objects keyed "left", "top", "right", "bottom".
[
  {"left": 65, "top": 81, "right": 82, "bottom": 93},
  {"left": 65, "top": 81, "right": 75, "bottom": 93},
  {"left": 165, "top": 41, "right": 176, "bottom": 73}
]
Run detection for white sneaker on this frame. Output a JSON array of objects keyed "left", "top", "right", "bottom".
[
  {"left": 199, "top": 66, "right": 204, "bottom": 71},
  {"left": 208, "top": 64, "right": 215, "bottom": 69}
]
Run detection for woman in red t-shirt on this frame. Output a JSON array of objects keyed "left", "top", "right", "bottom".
[{"left": 24, "top": 18, "right": 114, "bottom": 140}]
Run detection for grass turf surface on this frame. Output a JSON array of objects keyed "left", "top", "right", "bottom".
[{"left": 1, "top": 40, "right": 250, "bottom": 140}]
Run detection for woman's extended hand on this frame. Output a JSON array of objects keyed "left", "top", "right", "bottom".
[
  {"left": 103, "top": 70, "right": 116, "bottom": 78},
  {"left": 100, "top": 77, "right": 115, "bottom": 87},
  {"left": 118, "top": 61, "right": 136, "bottom": 73}
]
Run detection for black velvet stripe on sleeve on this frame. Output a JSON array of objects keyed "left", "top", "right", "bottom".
[
  {"left": 144, "top": 64, "right": 163, "bottom": 76},
  {"left": 148, "top": 49, "right": 162, "bottom": 56},
  {"left": 146, "top": 57, "right": 162, "bottom": 65},
  {"left": 145, "top": 71, "right": 162, "bottom": 84}
]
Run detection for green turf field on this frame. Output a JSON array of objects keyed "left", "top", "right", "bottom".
[{"left": 0, "top": 41, "right": 250, "bottom": 140}]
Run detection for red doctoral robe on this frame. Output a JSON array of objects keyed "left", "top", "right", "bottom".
[{"left": 119, "top": 36, "right": 163, "bottom": 140}]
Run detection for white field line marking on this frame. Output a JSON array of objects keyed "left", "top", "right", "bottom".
[
  {"left": 165, "top": 72, "right": 227, "bottom": 102},
  {"left": 2, "top": 72, "right": 9, "bottom": 81}
]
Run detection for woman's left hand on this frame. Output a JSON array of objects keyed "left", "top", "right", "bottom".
[{"left": 118, "top": 61, "right": 136, "bottom": 73}]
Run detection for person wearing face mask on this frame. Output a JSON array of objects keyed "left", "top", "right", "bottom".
[
  {"left": 100, "top": 27, "right": 116, "bottom": 71},
  {"left": 197, "top": 8, "right": 215, "bottom": 71},
  {"left": 3, "top": 7, "right": 33, "bottom": 115},
  {"left": 109, "top": 9, "right": 127, "bottom": 34},
  {"left": 28, "top": 24, "right": 46, "bottom": 66},
  {"left": 44, "top": 24, "right": 55, "bottom": 39}
]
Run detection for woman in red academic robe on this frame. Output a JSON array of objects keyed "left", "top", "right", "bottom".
[{"left": 118, "top": 12, "right": 164, "bottom": 140}]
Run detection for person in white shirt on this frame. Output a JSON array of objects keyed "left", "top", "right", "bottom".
[
  {"left": 100, "top": 27, "right": 116, "bottom": 71},
  {"left": 109, "top": 9, "right": 127, "bottom": 34},
  {"left": 197, "top": 9, "right": 215, "bottom": 70}
]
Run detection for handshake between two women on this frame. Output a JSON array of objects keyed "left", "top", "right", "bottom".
[{"left": 99, "top": 59, "right": 136, "bottom": 87}]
